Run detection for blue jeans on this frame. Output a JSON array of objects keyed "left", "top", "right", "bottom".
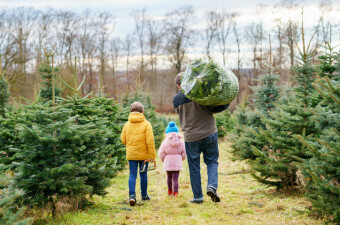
[
  {"left": 185, "top": 133, "right": 219, "bottom": 200},
  {"left": 128, "top": 160, "right": 148, "bottom": 197}
]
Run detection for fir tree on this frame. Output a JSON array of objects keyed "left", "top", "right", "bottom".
[
  {"left": 249, "top": 12, "right": 318, "bottom": 189},
  {"left": 298, "top": 52, "right": 340, "bottom": 223},
  {"left": 39, "top": 52, "right": 61, "bottom": 102},
  {"left": 0, "top": 174, "right": 31, "bottom": 225},
  {"left": 12, "top": 52, "right": 113, "bottom": 217},
  {"left": 231, "top": 41, "right": 280, "bottom": 161},
  {"left": 0, "top": 74, "right": 10, "bottom": 117},
  {"left": 215, "top": 109, "right": 236, "bottom": 138},
  {"left": 0, "top": 109, "right": 27, "bottom": 170},
  {"left": 57, "top": 57, "right": 126, "bottom": 196}
]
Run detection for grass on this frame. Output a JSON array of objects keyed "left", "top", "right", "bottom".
[{"left": 40, "top": 140, "right": 325, "bottom": 225}]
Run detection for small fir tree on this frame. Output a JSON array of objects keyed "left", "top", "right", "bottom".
[
  {"left": 57, "top": 58, "right": 126, "bottom": 196},
  {"left": 231, "top": 41, "right": 280, "bottom": 161},
  {"left": 0, "top": 74, "right": 10, "bottom": 117},
  {"left": 249, "top": 12, "right": 318, "bottom": 189},
  {"left": 39, "top": 52, "right": 61, "bottom": 102},
  {"left": 12, "top": 52, "right": 116, "bottom": 218},
  {"left": 298, "top": 52, "right": 340, "bottom": 223},
  {"left": 215, "top": 109, "right": 236, "bottom": 138},
  {"left": 0, "top": 174, "right": 31, "bottom": 225}
]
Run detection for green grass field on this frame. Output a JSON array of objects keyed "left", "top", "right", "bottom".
[{"left": 41, "top": 140, "right": 325, "bottom": 225}]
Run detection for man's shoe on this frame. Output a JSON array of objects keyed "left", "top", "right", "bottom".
[
  {"left": 129, "top": 195, "right": 136, "bottom": 206},
  {"left": 190, "top": 199, "right": 203, "bottom": 204},
  {"left": 141, "top": 195, "right": 151, "bottom": 201},
  {"left": 207, "top": 187, "right": 220, "bottom": 202}
]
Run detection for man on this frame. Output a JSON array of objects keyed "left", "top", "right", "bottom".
[{"left": 173, "top": 72, "right": 229, "bottom": 204}]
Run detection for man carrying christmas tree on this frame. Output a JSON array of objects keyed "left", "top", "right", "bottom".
[
  {"left": 121, "top": 101, "right": 156, "bottom": 206},
  {"left": 173, "top": 73, "right": 229, "bottom": 204}
]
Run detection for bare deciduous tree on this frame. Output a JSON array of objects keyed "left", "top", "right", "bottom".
[
  {"left": 110, "top": 37, "right": 121, "bottom": 98},
  {"left": 124, "top": 34, "right": 133, "bottom": 91},
  {"left": 132, "top": 8, "right": 147, "bottom": 84},
  {"left": 97, "top": 11, "right": 114, "bottom": 91},
  {"left": 146, "top": 18, "right": 164, "bottom": 89},
  {"left": 164, "top": 6, "right": 195, "bottom": 75},
  {"left": 216, "top": 10, "right": 236, "bottom": 66},
  {"left": 202, "top": 10, "right": 219, "bottom": 60}
]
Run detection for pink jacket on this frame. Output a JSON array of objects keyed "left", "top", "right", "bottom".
[{"left": 158, "top": 132, "right": 186, "bottom": 171}]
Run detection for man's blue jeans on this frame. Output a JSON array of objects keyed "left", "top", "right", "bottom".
[
  {"left": 185, "top": 132, "right": 219, "bottom": 200},
  {"left": 128, "top": 160, "right": 148, "bottom": 197}
]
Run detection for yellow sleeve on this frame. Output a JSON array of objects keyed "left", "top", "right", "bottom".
[
  {"left": 121, "top": 124, "right": 127, "bottom": 145},
  {"left": 145, "top": 122, "right": 156, "bottom": 159}
]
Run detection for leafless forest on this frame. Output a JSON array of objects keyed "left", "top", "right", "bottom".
[{"left": 0, "top": 0, "right": 338, "bottom": 111}]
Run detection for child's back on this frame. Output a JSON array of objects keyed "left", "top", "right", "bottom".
[
  {"left": 159, "top": 132, "right": 186, "bottom": 171},
  {"left": 122, "top": 112, "right": 155, "bottom": 161},
  {"left": 158, "top": 121, "right": 186, "bottom": 196},
  {"left": 121, "top": 102, "right": 155, "bottom": 206}
]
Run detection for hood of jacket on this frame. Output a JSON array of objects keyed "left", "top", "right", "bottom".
[
  {"left": 165, "top": 132, "right": 183, "bottom": 147},
  {"left": 128, "top": 112, "right": 146, "bottom": 123}
]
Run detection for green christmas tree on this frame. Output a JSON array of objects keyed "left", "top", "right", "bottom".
[
  {"left": 215, "top": 109, "right": 236, "bottom": 138},
  {"left": 0, "top": 109, "right": 27, "bottom": 170},
  {"left": 231, "top": 50, "right": 280, "bottom": 161},
  {"left": 249, "top": 13, "right": 318, "bottom": 189},
  {"left": 298, "top": 52, "right": 339, "bottom": 223},
  {"left": 57, "top": 57, "right": 126, "bottom": 196},
  {"left": 12, "top": 52, "right": 117, "bottom": 218},
  {"left": 0, "top": 74, "right": 10, "bottom": 117},
  {"left": 39, "top": 51, "right": 61, "bottom": 102},
  {"left": 0, "top": 174, "right": 31, "bottom": 225}
]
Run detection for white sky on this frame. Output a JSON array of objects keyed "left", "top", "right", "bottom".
[{"left": 1, "top": 0, "right": 340, "bottom": 68}]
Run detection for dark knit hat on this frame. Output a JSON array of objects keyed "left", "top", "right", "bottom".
[{"left": 165, "top": 121, "right": 179, "bottom": 134}]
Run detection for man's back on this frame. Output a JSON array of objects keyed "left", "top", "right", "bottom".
[{"left": 173, "top": 92, "right": 218, "bottom": 142}]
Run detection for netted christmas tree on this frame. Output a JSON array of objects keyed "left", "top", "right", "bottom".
[
  {"left": 248, "top": 15, "right": 318, "bottom": 189},
  {"left": 0, "top": 174, "right": 31, "bottom": 225},
  {"left": 121, "top": 87, "right": 168, "bottom": 149},
  {"left": 298, "top": 51, "right": 339, "bottom": 222}
]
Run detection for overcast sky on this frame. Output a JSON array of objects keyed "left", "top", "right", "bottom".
[{"left": 1, "top": 0, "right": 339, "bottom": 67}]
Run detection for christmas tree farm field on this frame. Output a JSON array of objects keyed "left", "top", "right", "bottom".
[{"left": 39, "top": 140, "right": 326, "bottom": 225}]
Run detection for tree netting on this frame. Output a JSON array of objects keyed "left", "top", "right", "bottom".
[{"left": 181, "top": 59, "right": 239, "bottom": 106}]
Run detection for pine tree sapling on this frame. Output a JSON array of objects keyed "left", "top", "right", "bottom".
[
  {"left": 298, "top": 53, "right": 340, "bottom": 222},
  {"left": 39, "top": 53, "right": 61, "bottom": 102},
  {"left": 0, "top": 74, "right": 10, "bottom": 117},
  {"left": 248, "top": 13, "right": 319, "bottom": 189},
  {"left": 231, "top": 62, "right": 280, "bottom": 161},
  {"left": 0, "top": 174, "right": 31, "bottom": 225}
]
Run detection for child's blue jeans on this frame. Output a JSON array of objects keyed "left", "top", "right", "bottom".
[{"left": 128, "top": 160, "right": 148, "bottom": 197}]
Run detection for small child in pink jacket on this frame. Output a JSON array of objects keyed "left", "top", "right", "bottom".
[{"left": 158, "top": 121, "right": 186, "bottom": 196}]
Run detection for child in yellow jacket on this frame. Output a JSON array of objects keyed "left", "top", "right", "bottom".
[{"left": 121, "top": 101, "right": 156, "bottom": 206}]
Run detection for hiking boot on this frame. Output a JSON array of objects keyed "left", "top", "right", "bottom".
[
  {"left": 168, "top": 189, "right": 173, "bottom": 196},
  {"left": 190, "top": 199, "right": 203, "bottom": 204},
  {"left": 141, "top": 195, "right": 151, "bottom": 201},
  {"left": 129, "top": 195, "right": 136, "bottom": 206},
  {"left": 207, "top": 187, "right": 220, "bottom": 202}
]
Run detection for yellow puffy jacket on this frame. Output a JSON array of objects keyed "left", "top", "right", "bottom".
[{"left": 121, "top": 112, "right": 156, "bottom": 160}]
